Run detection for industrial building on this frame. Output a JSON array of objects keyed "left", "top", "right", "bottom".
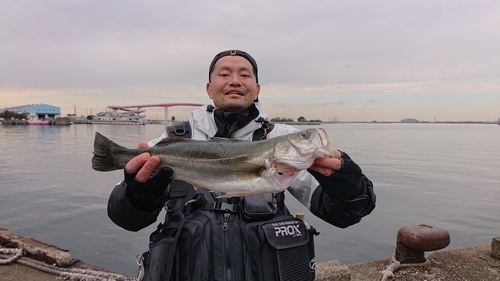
[{"left": 1, "top": 104, "right": 61, "bottom": 120}]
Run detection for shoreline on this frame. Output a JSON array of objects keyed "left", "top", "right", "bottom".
[{"left": 2, "top": 119, "right": 498, "bottom": 126}]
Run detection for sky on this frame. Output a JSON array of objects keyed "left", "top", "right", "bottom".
[{"left": 1, "top": 0, "right": 499, "bottom": 122}]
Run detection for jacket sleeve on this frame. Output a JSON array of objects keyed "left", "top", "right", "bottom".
[
  {"left": 107, "top": 180, "right": 164, "bottom": 232},
  {"left": 287, "top": 170, "right": 376, "bottom": 228},
  {"left": 309, "top": 174, "right": 376, "bottom": 228}
]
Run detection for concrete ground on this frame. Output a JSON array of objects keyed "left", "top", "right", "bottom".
[
  {"left": 0, "top": 262, "right": 59, "bottom": 281},
  {"left": 2, "top": 244, "right": 498, "bottom": 281},
  {"left": 1, "top": 226, "right": 499, "bottom": 281},
  {"left": 316, "top": 243, "right": 500, "bottom": 281}
]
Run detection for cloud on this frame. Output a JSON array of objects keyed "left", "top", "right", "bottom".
[{"left": 1, "top": 0, "right": 499, "bottom": 121}]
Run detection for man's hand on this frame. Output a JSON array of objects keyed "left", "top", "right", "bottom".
[
  {"left": 308, "top": 149, "right": 342, "bottom": 177},
  {"left": 125, "top": 142, "right": 160, "bottom": 182},
  {"left": 123, "top": 142, "right": 173, "bottom": 205}
]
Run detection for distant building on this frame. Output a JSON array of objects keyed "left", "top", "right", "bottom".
[
  {"left": 401, "top": 118, "right": 419, "bottom": 123},
  {"left": 94, "top": 111, "right": 145, "bottom": 123},
  {"left": 2, "top": 104, "right": 61, "bottom": 119}
]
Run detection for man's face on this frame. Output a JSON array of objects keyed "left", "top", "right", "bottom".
[{"left": 206, "top": 56, "right": 260, "bottom": 116}]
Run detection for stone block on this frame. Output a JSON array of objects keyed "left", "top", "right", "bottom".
[
  {"left": 0, "top": 228, "right": 72, "bottom": 267},
  {"left": 492, "top": 236, "right": 500, "bottom": 259},
  {"left": 315, "top": 260, "right": 351, "bottom": 281}
]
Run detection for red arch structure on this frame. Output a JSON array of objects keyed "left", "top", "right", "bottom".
[{"left": 107, "top": 103, "right": 204, "bottom": 120}]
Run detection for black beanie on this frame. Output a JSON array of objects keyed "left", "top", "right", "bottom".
[{"left": 208, "top": 50, "right": 258, "bottom": 83}]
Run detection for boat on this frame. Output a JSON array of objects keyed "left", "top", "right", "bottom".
[
  {"left": 27, "top": 113, "right": 50, "bottom": 125},
  {"left": 27, "top": 120, "right": 49, "bottom": 125}
]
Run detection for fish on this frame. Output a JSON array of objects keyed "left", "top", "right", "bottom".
[{"left": 92, "top": 128, "right": 333, "bottom": 198}]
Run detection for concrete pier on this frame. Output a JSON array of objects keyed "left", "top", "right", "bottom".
[
  {"left": 0, "top": 119, "right": 27, "bottom": 125},
  {"left": 91, "top": 120, "right": 145, "bottom": 125},
  {"left": 51, "top": 117, "right": 71, "bottom": 125},
  {"left": 315, "top": 240, "right": 500, "bottom": 280},
  {"left": 1, "top": 227, "right": 499, "bottom": 280},
  {"left": 0, "top": 228, "right": 132, "bottom": 281},
  {"left": 0, "top": 117, "right": 72, "bottom": 126}
]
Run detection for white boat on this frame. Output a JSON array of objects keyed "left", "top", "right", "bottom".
[{"left": 27, "top": 113, "right": 49, "bottom": 125}]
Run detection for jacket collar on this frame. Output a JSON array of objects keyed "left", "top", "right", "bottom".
[{"left": 191, "top": 102, "right": 270, "bottom": 140}]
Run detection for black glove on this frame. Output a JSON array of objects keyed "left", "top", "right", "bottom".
[
  {"left": 124, "top": 166, "right": 173, "bottom": 206},
  {"left": 307, "top": 151, "right": 364, "bottom": 200}
]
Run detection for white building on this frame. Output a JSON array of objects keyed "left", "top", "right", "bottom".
[{"left": 94, "top": 111, "right": 145, "bottom": 123}]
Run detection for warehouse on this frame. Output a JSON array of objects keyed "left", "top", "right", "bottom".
[{"left": 1, "top": 104, "right": 61, "bottom": 119}]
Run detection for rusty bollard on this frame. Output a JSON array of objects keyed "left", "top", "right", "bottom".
[{"left": 395, "top": 224, "right": 450, "bottom": 264}]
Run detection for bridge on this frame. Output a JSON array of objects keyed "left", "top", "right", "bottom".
[{"left": 107, "top": 103, "right": 204, "bottom": 120}]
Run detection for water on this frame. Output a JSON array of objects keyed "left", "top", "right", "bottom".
[{"left": 1, "top": 123, "right": 499, "bottom": 277}]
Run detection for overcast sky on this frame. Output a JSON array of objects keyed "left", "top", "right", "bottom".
[{"left": 1, "top": 0, "right": 498, "bottom": 122}]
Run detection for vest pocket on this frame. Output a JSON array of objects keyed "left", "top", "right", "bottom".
[
  {"left": 174, "top": 213, "right": 212, "bottom": 281},
  {"left": 244, "top": 216, "right": 316, "bottom": 281},
  {"left": 240, "top": 193, "right": 277, "bottom": 221},
  {"left": 142, "top": 213, "right": 184, "bottom": 281}
]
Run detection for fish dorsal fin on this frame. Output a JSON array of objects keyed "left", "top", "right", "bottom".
[
  {"left": 154, "top": 137, "right": 193, "bottom": 147},
  {"left": 209, "top": 137, "right": 248, "bottom": 143}
]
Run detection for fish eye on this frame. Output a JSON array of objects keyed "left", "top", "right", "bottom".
[{"left": 299, "top": 132, "right": 307, "bottom": 139}]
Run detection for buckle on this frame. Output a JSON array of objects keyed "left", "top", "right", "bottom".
[
  {"left": 213, "top": 201, "right": 237, "bottom": 212},
  {"left": 164, "top": 200, "right": 175, "bottom": 212},
  {"left": 174, "top": 127, "right": 186, "bottom": 136},
  {"left": 183, "top": 199, "right": 196, "bottom": 215},
  {"left": 136, "top": 253, "right": 144, "bottom": 266}
]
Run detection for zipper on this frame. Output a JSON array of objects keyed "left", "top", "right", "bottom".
[{"left": 223, "top": 212, "right": 232, "bottom": 281}]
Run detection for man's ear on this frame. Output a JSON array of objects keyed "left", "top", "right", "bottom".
[
  {"left": 206, "top": 82, "right": 213, "bottom": 99},
  {"left": 254, "top": 83, "right": 261, "bottom": 100}
]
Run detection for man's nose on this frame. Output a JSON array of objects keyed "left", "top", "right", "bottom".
[{"left": 228, "top": 74, "right": 241, "bottom": 86}]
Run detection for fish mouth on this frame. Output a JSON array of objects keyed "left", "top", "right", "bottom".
[
  {"left": 269, "top": 161, "right": 299, "bottom": 187},
  {"left": 312, "top": 128, "right": 334, "bottom": 157},
  {"left": 272, "top": 128, "right": 334, "bottom": 171},
  {"left": 272, "top": 161, "right": 299, "bottom": 176}
]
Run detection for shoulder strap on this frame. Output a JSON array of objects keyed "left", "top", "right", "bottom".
[
  {"left": 167, "top": 119, "right": 273, "bottom": 140},
  {"left": 253, "top": 118, "right": 275, "bottom": 140},
  {"left": 165, "top": 180, "right": 198, "bottom": 215},
  {"left": 166, "top": 121, "right": 192, "bottom": 138},
  {"left": 164, "top": 122, "right": 195, "bottom": 214}
]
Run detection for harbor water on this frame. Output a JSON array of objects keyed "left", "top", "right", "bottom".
[{"left": 0, "top": 123, "right": 499, "bottom": 277}]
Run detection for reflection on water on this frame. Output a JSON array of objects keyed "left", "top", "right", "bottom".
[{"left": 0, "top": 123, "right": 499, "bottom": 277}]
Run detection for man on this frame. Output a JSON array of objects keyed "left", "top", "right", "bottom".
[{"left": 107, "top": 50, "right": 376, "bottom": 281}]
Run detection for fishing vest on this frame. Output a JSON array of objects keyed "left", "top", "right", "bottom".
[{"left": 137, "top": 122, "right": 319, "bottom": 281}]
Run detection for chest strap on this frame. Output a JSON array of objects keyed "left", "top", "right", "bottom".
[{"left": 182, "top": 193, "right": 238, "bottom": 215}]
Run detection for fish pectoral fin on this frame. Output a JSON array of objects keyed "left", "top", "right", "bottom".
[{"left": 216, "top": 191, "right": 253, "bottom": 199}]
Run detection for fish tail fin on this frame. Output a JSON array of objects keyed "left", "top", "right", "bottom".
[{"left": 92, "top": 132, "right": 124, "bottom": 171}]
